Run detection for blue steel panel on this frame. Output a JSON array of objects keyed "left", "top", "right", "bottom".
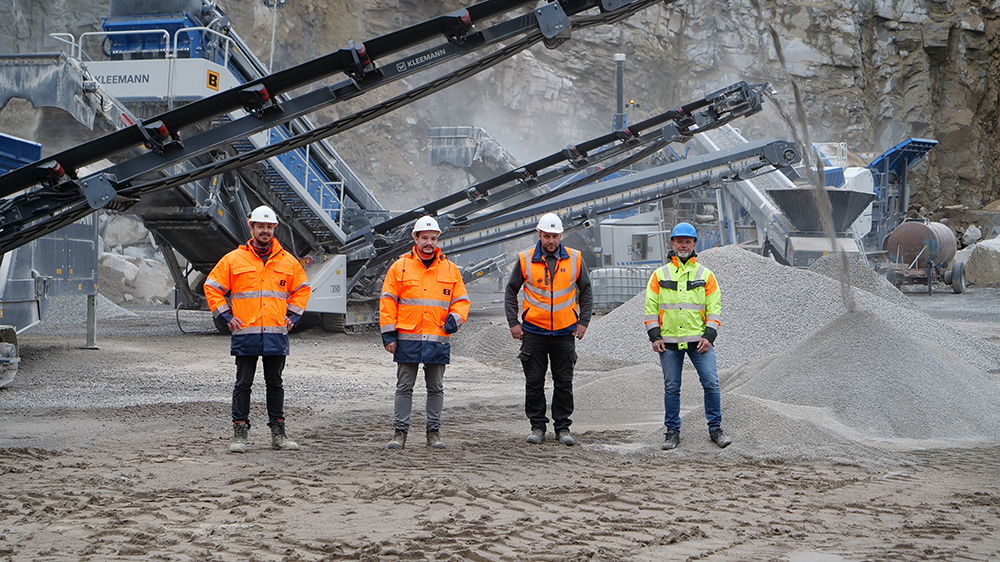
[
  {"left": 0, "top": 133, "right": 42, "bottom": 174},
  {"left": 867, "top": 138, "right": 937, "bottom": 178},
  {"left": 102, "top": 15, "right": 205, "bottom": 58}
]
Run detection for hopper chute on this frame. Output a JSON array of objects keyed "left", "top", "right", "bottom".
[{"left": 766, "top": 188, "right": 876, "bottom": 233}]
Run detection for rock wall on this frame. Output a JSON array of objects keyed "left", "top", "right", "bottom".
[{"left": 2, "top": 0, "right": 997, "bottom": 213}]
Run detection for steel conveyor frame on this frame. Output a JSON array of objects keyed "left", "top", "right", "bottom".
[{"left": 0, "top": 0, "right": 667, "bottom": 256}]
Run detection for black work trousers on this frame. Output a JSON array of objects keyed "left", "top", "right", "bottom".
[
  {"left": 232, "top": 355, "right": 286, "bottom": 426},
  {"left": 518, "top": 332, "right": 577, "bottom": 432}
]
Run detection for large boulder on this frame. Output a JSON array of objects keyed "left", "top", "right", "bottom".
[
  {"left": 131, "top": 258, "right": 175, "bottom": 305},
  {"left": 965, "top": 239, "right": 1000, "bottom": 285},
  {"left": 99, "top": 252, "right": 139, "bottom": 285},
  {"left": 101, "top": 214, "right": 149, "bottom": 248}
]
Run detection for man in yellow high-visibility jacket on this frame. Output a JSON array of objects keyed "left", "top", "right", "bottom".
[
  {"left": 380, "top": 216, "right": 470, "bottom": 450},
  {"left": 505, "top": 213, "right": 593, "bottom": 447},
  {"left": 205, "top": 206, "right": 311, "bottom": 454},
  {"left": 644, "top": 222, "right": 731, "bottom": 450}
]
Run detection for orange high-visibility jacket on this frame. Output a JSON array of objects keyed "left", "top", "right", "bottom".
[
  {"left": 205, "top": 238, "right": 311, "bottom": 356},
  {"left": 380, "top": 247, "right": 470, "bottom": 364},
  {"left": 518, "top": 244, "right": 583, "bottom": 333}
]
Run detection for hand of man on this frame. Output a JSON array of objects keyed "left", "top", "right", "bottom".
[
  {"left": 384, "top": 342, "right": 396, "bottom": 354},
  {"left": 227, "top": 317, "right": 244, "bottom": 331},
  {"left": 510, "top": 324, "right": 523, "bottom": 340},
  {"left": 285, "top": 318, "right": 295, "bottom": 331},
  {"left": 652, "top": 339, "right": 666, "bottom": 353},
  {"left": 573, "top": 324, "right": 587, "bottom": 340},
  {"left": 696, "top": 337, "right": 713, "bottom": 353}
]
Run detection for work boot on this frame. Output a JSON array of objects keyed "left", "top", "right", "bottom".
[
  {"left": 662, "top": 430, "right": 679, "bottom": 450},
  {"left": 426, "top": 430, "right": 446, "bottom": 449},
  {"left": 526, "top": 428, "right": 545, "bottom": 444},
  {"left": 230, "top": 421, "right": 249, "bottom": 454},
  {"left": 556, "top": 429, "right": 575, "bottom": 446},
  {"left": 709, "top": 428, "right": 732, "bottom": 449},
  {"left": 270, "top": 419, "right": 300, "bottom": 451},
  {"left": 388, "top": 429, "right": 407, "bottom": 450}
]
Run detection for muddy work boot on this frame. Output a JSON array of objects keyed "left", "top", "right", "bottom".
[
  {"left": 709, "top": 427, "right": 732, "bottom": 449},
  {"left": 230, "top": 421, "right": 249, "bottom": 454},
  {"left": 270, "top": 420, "right": 300, "bottom": 451},
  {"left": 387, "top": 429, "right": 407, "bottom": 450},
  {"left": 662, "top": 430, "right": 679, "bottom": 451},
  {"left": 426, "top": 430, "right": 446, "bottom": 449},
  {"left": 556, "top": 430, "right": 575, "bottom": 446},
  {"left": 526, "top": 428, "right": 545, "bottom": 444}
]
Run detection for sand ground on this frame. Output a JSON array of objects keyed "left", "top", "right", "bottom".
[{"left": 1, "top": 288, "right": 999, "bottom": 561}]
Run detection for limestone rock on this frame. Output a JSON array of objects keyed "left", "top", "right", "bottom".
[
  {"left": 99, "top": 252, "right": 139, "bottom": 285},
  {"left": 132, "top": 259, "right": 175, "bottom": 305},
  {"left": 965, "top": 239, "right": 1000, "bottom": 285},
  {"left": 101, "top": 215, "right": 149, "bottom": 248}
]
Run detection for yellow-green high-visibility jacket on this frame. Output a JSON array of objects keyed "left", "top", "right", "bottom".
[{"left": 644, "top": 254, "right": 721, "bottom": 348}]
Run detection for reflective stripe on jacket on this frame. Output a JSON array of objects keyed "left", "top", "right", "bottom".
[
  {"left": 204, "top": 238, "right": 311, "bottom": 356},
  {"left": 644, "top": 254, "right": 721, "bottom": 344},
  {"left": 379, "top": 247, "right": 470, "bottom": 364},
  {"left": 518, "top": 242, "right": 582, "bottom": 334}
]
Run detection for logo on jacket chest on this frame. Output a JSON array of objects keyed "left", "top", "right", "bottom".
[
  {"left": 279, "top": 279, "right": 286, "bottom": 287},
  {"left": 443, "top": 288, "right": 451, "bottom": 296}
]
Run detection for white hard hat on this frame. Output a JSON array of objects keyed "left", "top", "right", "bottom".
[
  {"left": 248, "top": 205, "right": 278, "bottom": 224},
  {"left": 413, "top": 215, "right": 442, "bottom": 233},
  {"left": 536, "top": 212, "right": 564, "bottom": 234}
]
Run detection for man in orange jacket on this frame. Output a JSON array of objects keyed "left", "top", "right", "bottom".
[
  {"left": 379, "top": 216, "right": 470, "bottom": 450},
  {"left": 205, "top": 206, "right": 311, "bottom": 454},
  {"left": 505, "top": 213, "right": 593, "bottom": 446}
]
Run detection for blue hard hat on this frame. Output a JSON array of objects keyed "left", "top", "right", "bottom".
[{"left": 670, "top": 222, "right": 698, "bottom": 240}]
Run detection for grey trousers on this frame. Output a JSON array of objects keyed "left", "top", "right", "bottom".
[{"left": 393, "top": 362, "right": 445, "bottom": 432}]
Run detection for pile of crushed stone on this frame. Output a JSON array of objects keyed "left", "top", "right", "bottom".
[
  {"left": 807, "top": 251, "right": 914, "bottom": 309},
  {"left": 580, "top": 245, "right": 1000, "bottom": 372},
  {"left": 723, "top": 309, "right": 1000, "bottom": 443},
  {"left": 41, "top": 294, "right": 137, "bottom": 323},
  {"left": 566, "top": 246, "right": 1000, "bottom": 462}
]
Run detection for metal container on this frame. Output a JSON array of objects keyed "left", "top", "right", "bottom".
[
  {"left": 885, "top": 220, "right": 957, "bottom": 269},
  {"left": 591, "top": 267, "right": 654, "bottom": 312},
  {"left": 766, "top": 188, "right": 876, "bottom": 233}
]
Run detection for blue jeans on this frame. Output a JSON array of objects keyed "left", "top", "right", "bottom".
[{"left": 658, "top": 345, "right": 721, "bottom": 433}]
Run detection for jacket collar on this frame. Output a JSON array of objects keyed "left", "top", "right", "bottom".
[
  {"left": 532, "top": 240, "right": 570, "bottom": 262},
  {"left": 242, "top": 237, "right": 284, "bottom": 257},
  {"left": 668, "top": 250, "right": 698, "bottom": 268},
  {"left": 410, "top": 245, "right": 443, "bottom": 264}
]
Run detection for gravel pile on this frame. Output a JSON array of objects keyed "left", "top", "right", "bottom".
[
  {"left": 807, "top": 252, "right": 914, "bottom": 310},
  {"left": 580, "top": 245, "right": 1000, "bottom": 372},
  {"left": 451, "top": 319, "right": 521, "bottom": 370},
  {"left": 42, "top": 294, "right": 137, "bottom": 323},
  {"left": 566, "top": 245, "right": 1000, "bottom": 460},
  {"left": 724, "top": 309, "right": 1000, "bottom": 442}
]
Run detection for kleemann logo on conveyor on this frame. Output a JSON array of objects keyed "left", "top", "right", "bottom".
[
  {"left": 95, "top": 74, "right": 151, "bottom": 85},
  {"left": 396, "top": 48, "right": 447, "bottom": 72}
]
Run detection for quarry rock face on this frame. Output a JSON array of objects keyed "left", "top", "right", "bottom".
[{"left": 1, "top": 0, "right": 997, "bottom": 213}]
